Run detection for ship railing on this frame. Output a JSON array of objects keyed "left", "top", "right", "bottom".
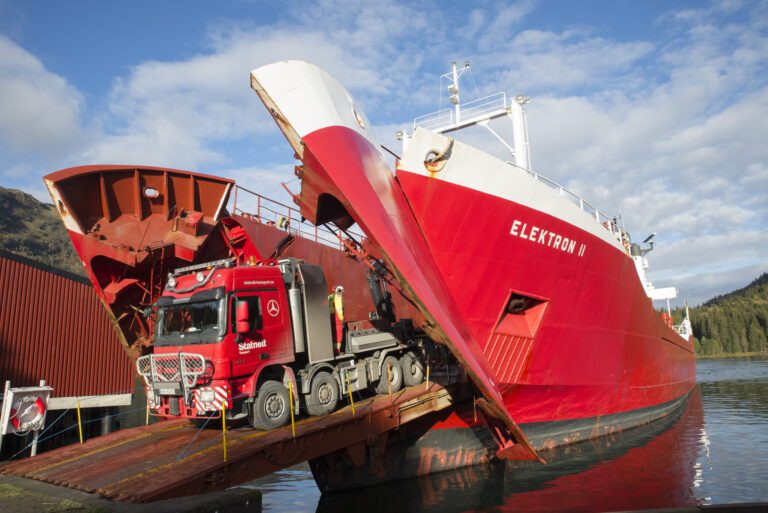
[
  {"left": 413, "top": 93, "right": 509, "bottom": 132},
  {"left": 231, "top": 185, "right": 363, "bottom": 250},
  {"left": 519, "top": 168, "right": 622, "bottom": 241}
]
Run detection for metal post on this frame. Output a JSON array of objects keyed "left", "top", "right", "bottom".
[
  {"left": 511, "top": 95, "right": 531, "bottom": 170},
  {"left": 30, "top": 380, "right": 44, "bottom": 457},
  {"left": 451, "top": 61, "right": 461, "bottom": 125},
  {"left": 100, "top": 407, "right": 113, "bottom": 436},
  {"left": 345, "top": 372, "right": 355, "bottom": 416},
  {"left": 288, "top": 381, "right": 296, "bottom": 438},
  {"left": 76, "top": 398, "right": 83, "bottom": 445},
  {"left": 0, "top": 380, "right": 10, "bottom": 457},
  {"left": 221, "top": 401, "right": 227, "bottom": 462}
]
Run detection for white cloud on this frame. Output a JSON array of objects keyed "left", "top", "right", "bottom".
[
  {"left": 81, "top": 0, "right": 436, "bottom": 168},
  {"left": 0, "top": 36, "right": 87, "bottom": 158},
  {"left": 476, "top": 0, "right": 540, "bottom": 50},
  {"left": 649, "top": 230, "right": 768, "bottom": 305}
]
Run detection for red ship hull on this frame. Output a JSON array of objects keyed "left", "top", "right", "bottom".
[
  {"left": 314, "top": 389, "right": 703, "bottom": 504},
  {"left": 395, "top": 169, "right": 694, "bottom": 424}
]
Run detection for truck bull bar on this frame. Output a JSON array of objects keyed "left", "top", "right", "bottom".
[{"left": 136, "top": 353, "right": 206, "bottom": 404}]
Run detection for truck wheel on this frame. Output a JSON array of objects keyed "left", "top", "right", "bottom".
[
  {"left": 400, "top": 351, "right": 425, "bottom": 387},
  {"left": 375, "top": 355, "right": 403, "bottom": 395},
  {"left": 250, "top": 380, "right": 290, "bottom": 430},
  {"left": 305, "top": 372, "right": 338, "bottom": 417}
]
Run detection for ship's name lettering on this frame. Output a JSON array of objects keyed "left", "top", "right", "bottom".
[{"left": 510, "top": 220, "right": 586, "bottom": 257}]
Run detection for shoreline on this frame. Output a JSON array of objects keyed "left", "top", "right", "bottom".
[{"left": 697, "top": 352, "right": 767, "bottom": 359}]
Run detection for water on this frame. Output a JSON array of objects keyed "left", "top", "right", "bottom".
[{"left": 245, "top": 356, "right": 768, "bottom": 512}]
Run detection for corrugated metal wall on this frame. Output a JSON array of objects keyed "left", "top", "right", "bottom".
[{"left": 0, "top": 251, "right": 133, "bottom": 398}]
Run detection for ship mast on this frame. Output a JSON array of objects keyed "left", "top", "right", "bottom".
[
  {"left": 447, "top": 61, "right": 466, "bottom": 126},
  {"left": 400, "top": 61, "right": 532, "bottom": 171}
]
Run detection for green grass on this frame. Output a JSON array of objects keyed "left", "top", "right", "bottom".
[{"left": 0, "top": 483, "right": 25, "bottom": 498}]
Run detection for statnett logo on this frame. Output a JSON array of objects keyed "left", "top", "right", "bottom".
[{"left": 238, "top": 339, "right": 267, "bottom": 353}]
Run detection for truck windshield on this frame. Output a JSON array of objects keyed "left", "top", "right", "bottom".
[{"left": 156, "top": 298, "right": 226, "bottom": 346}]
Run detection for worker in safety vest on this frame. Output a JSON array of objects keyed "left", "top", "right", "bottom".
[{"left": 328, "top": 285, "right": 345, "bottom": 353}]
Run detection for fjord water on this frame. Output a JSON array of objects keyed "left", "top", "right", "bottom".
[{"left": 248, "top": 356, "right": 768, "bottom": 512}]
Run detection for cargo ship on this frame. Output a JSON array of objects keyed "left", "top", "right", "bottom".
[
  {"left": 39, "top": 59, "right": 696, "bottom": 494},
  {"left": 250, "top": 60, "right": 697, "bottom": 488}
]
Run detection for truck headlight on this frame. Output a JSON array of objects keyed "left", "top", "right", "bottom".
[{"left": 198, "top": 390, "right": 215, "bottom": 403}]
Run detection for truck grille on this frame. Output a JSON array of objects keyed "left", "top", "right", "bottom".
[{"left": 136, "top": 353, "right": 206, "bottom": 388}]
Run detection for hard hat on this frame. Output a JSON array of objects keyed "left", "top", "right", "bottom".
[{"left": 335, "top": 285, "right": 344, "bottom": 294}]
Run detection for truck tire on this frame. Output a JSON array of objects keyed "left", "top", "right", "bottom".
[
  {"left": 400, "top": 351, "right": 425, "bottom": 387},
  {"left": 375, "top": 355, "right": 403, "bottom": 395},
  {"left": 305, "top": 371, "right": 339, "bottom": 417},
  {"left": 250, "top": 380, "right": 290, "bottom": 430}
]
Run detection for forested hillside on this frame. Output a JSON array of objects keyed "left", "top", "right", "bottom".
[
  {"left": 0, "top": 186, "right": 83, "bottom": 276},
  {"left": 677, "top": 274, "right": 768, "bottom": 356}
]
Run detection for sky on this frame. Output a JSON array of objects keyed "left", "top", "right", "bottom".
[{"left": 1, "top": 0, "right": 766, "bottom": 305}]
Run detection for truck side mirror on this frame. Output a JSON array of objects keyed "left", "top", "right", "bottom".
[{"left": 236, "top": 300, "right": 250, "bottom": 333}]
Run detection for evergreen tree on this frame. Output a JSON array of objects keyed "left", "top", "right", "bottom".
[{"left": 688, "top": 273, "right": 768, "bottom": 356}]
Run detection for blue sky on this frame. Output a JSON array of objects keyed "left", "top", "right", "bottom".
[{"left": 1, "top": 0, "right": 767, "bottom": 305}]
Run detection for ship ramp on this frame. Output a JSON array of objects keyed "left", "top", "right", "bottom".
[{"left": 1, "top": 382, "right": 457, "bottom": 503}]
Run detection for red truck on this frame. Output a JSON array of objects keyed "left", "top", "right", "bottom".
[{"left": 137, "top": 257, "right": 426, "bottom": 429}]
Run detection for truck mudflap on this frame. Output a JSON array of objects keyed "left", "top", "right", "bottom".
[
  {"left": 193, "top": 383, "right": 230, "bottom": 413},
  {"left": 250, "top": 61, "right": 542, "bottom": 462}
]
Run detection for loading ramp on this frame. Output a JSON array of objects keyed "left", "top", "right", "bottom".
[{"left": 1, "top": 382, "right": 459, "bottom": 503}]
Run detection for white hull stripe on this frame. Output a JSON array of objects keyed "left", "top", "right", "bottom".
[{"left": 398, "top": 129, "right": 625, "bottom": 251}]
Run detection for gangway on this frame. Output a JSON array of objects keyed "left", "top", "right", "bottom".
[{"left": 1, "top": 382, "right": 458, "bottom": 503}]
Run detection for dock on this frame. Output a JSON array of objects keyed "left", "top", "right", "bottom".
[{"left": 1, "top": 382, "right": 457, "bottom": 503}]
